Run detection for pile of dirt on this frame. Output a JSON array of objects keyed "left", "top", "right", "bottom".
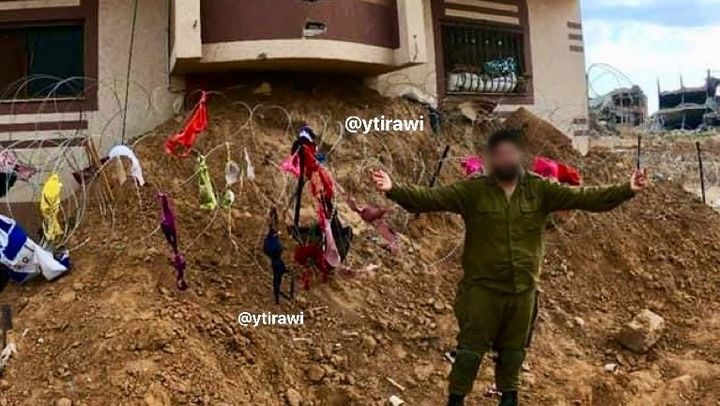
[
  {"left": 1, "top": 81, "right": 720, "bottom": 406},
  {"left": 504, "top": 108, "right": 581, "bottom": 164}
]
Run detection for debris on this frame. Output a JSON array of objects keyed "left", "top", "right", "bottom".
[
  {"left": 458, "top": 101, "right": 479, "bottom": 122},
  {"left": 589, "top": 85, "right": 647, "bottom": 130},
  {"left": 0, "top": 342, "right": 16, "bottom": 373},
  {"left": 617, "top": 309, "right": 665, "bottom": 353},
  {"left": 307, "top": 364, "right": 325, "bottom": 383},
  {"left": 444, "top": 351, "right": 456, "bottom": 364},
  {"left": 402, "top": 86, "right": 437, "bottom": 108},
  {"left": 484, "top": 383, "right": 501, "bottom": 397},
  {"left": 652, "top": 73, "right": 720, "bottom": 130},
  {"left": 604, "top": 363, "right": 619, "bottom": 373},
  {"left": 385, "top": 377, "right": 406, "bottom": 392},
  {"left": 285, "top": 388, "right": 302, "bottom": 406},
  {"left": 54, "top": 398, "right": 72, "bottom": 406},
  {"left": 413, "top": 362, "right": 434, "bottom": 382},
  {"left": 389, "top": 394, "right": 405, "bottom": 406}
]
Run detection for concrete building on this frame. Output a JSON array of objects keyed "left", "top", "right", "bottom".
[{"left": 0, "top": 0, "right": 589, "bottom": 207}]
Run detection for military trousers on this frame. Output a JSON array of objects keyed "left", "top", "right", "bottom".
[{"left": 448, "top": 284, "right": 538, "bottom": 395}]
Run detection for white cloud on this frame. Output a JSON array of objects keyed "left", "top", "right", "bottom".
[{"left": 584, "top": 20, "right": 720, "bottom": 112}]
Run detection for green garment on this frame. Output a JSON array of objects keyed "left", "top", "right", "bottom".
[
  {"left": 197, "top": 156, "right": 218, "bottom": 211},
  {"left": 449, "top": 285, "right": 537, "bottom": 394},
  {"left": 386, "top": 172, "right": 635, "bottom": 293}
]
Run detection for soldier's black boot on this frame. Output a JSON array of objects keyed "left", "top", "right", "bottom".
[
  {"left": 499, "top": 391, "right": 518, "bottom": 406},
  {"left": 447, "top": 393, "right": 465, "bottom": 406}
]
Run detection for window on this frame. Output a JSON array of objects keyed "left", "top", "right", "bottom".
[
  {"left": 0, "top": 24, "right": 84, "bottom": 100},
  {"left": 442, "top": 22, "right": 528, "bottom": 95}
]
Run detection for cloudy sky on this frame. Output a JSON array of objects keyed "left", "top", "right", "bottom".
[{"left": 582, "top": 0, "right": 720, "bottom": 112}]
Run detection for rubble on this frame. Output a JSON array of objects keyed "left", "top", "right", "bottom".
[
  {"left": 590, "top": 85, "right": 648, "bottom": 130},
  {"left": 389, "top": 394, "right": 405, "bottom": 406},
  {"left": 652, "top": 73, "right": 720, "bottom": 130},
  {"left": 284, "top": 388, "right": 302, "bottom": 406},
  {"left": 617, "top": 309, "right": 666, "bottom": 353}
]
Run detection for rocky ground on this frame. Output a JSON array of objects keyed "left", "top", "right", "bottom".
[{"left": 0, "top": 81, "right": 719, "bottom": 405}]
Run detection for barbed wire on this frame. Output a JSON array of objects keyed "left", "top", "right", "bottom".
[{"left": 0, "top": 69, "right": 716, "bottom": 287}]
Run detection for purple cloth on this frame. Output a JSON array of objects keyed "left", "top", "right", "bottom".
[{"left": 157, "top": 193, "right": 188, "bottom": 290}]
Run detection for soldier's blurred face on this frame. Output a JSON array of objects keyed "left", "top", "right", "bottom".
[{"left": 488, "top": 142, "right": 522, "bottom": 181}]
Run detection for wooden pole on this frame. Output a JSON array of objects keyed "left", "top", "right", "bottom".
[
  {"left": 636, "top": 136, "right": 642, "bottom": 170},
  {"left": 697, "top": 141, "right": 706, "bottom": 204},
  {"left": 84, "top": 138, "right": 114, "bottom": 201}
]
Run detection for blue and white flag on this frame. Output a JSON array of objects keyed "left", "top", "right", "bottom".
[{"left": 0, "top": 215, "right": 69, "bottom": 282}]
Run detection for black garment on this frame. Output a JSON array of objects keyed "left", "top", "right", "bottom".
[
  {"left": 0, "top": 172, "right": 17, "bottom": 199},
  {"left": 447, "top": 393, "right": 465, "bottom": 406},
  {"left": 499, "top": 391, "right": 519, "bottom": 406},
  {"left": 0, "top": 267, "right": 8, "bottom": 293}
]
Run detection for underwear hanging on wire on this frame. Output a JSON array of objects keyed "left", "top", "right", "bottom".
[
  {"left": 108, "top": 144, "right": 146, "bottom": 186},
  {"left": 460, "top": 156, "right": 485, "bottom": 177},
  {"left": 40, "top": 173, "right": 63, "bottom": 245},
  {"left": 197, "top": 155, "right": 218, "bottom": 210},
  {"left": 348, "top": 196, "right": 397, "bottom": 252},
  {"left": 0, "top": 150, "right": 37, "bottom": 181},
  {"left": 532, "top": 156, "right": 582, "bottom": 186},
  {"left": 158, "top": 193, "right": 188, "bottom": 290},
  {"left": 165, "top": 91, "right": 208, "bottom": 157},
  {"left": 293, "top": 244, "right": 328, "bottom": 290},
  {"left": 262, "top": 208, "right": 293, "bottom": 304}
]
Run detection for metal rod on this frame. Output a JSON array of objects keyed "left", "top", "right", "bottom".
[
  {"left": 697, "top": 141, "right": 706, "bottom": 204},
  {"left": 120, "top": 0, "right": 140, "bottom": 144},
  {"left": 429, "top": 145, "right": 451, "bottom": 188},
  {"left": 636, "top": 135, "right": 642, "bottom": 170}
]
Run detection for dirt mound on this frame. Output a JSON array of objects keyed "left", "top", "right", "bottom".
[
  {"left": 1, "top": 82, "right": 719, "bottom": 406},
  {"left": 504, "top": 107, "right": 581, "bottom": 163}
]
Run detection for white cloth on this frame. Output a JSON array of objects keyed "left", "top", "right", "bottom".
[
  {"left": 243, "top": 148, "right": 255, "bottom": 181},
  {"left": 0, "top": 342, "right": 16, "bottom": 372},
  {"left": 0, "top": 215, "right": 68, "bottom": 281},
  {"left": 108, "top": 145, "right": 145, "bottom": 186}
]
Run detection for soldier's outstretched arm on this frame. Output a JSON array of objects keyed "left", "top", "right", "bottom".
[
  {"left": 541, "top": 169, "right": 647, "bottom": 213},
  {"left": 372, "top": 169, "right": 470, "bottom": 214}
]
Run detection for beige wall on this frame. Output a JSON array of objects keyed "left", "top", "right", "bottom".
[
  {"left": 0, "top": 0, "right": 180, "bottom": 203},
  {"left": 508, "top": 0, "right": 588, "bottom": 137},
  {"left": 171, "top": 0, "right": 427, "bottom": 75},
  {"left": 373, "top": 0, "right": 589, "bottom": 137},
  {"left": 94, "top": 0, "right": 179, "bottom": 153},
  {"left": 370, "top": 0, "right": 438, "bottom": 106}
]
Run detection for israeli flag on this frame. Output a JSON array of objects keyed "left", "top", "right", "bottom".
[{"left": 0, "top": 215, "right": 69, "bottom": 282}]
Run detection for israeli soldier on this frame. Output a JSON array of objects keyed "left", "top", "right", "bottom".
[{"left": 371, "top": 129, "right": 647, "bottom": 406}]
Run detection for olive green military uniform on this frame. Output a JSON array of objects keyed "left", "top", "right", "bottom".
[{"left": 386, "top": 172, "right": 635, "bottom": 395}]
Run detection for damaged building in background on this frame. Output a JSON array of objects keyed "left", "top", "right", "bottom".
[
  {"left": 589, "top": 85, "right": 647, "bottom": 131},
  {"left": 653, "top": 73, "right": 720, "bottom": 130}
]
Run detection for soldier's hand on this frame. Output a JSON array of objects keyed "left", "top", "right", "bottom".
[
  {"left": 630, "top": 169, "right": 647, "bottom": 193},
  {"left": 371, "top": 170, "right": 393, "bottom": 192}
]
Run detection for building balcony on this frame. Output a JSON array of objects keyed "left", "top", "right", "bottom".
[{"left": 170, "top": 0, "right": 427, "bottom": 75}]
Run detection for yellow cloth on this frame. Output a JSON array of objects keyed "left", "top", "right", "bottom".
[{"left": 40, "top": 173, "right": 63, "bottom": 243}]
